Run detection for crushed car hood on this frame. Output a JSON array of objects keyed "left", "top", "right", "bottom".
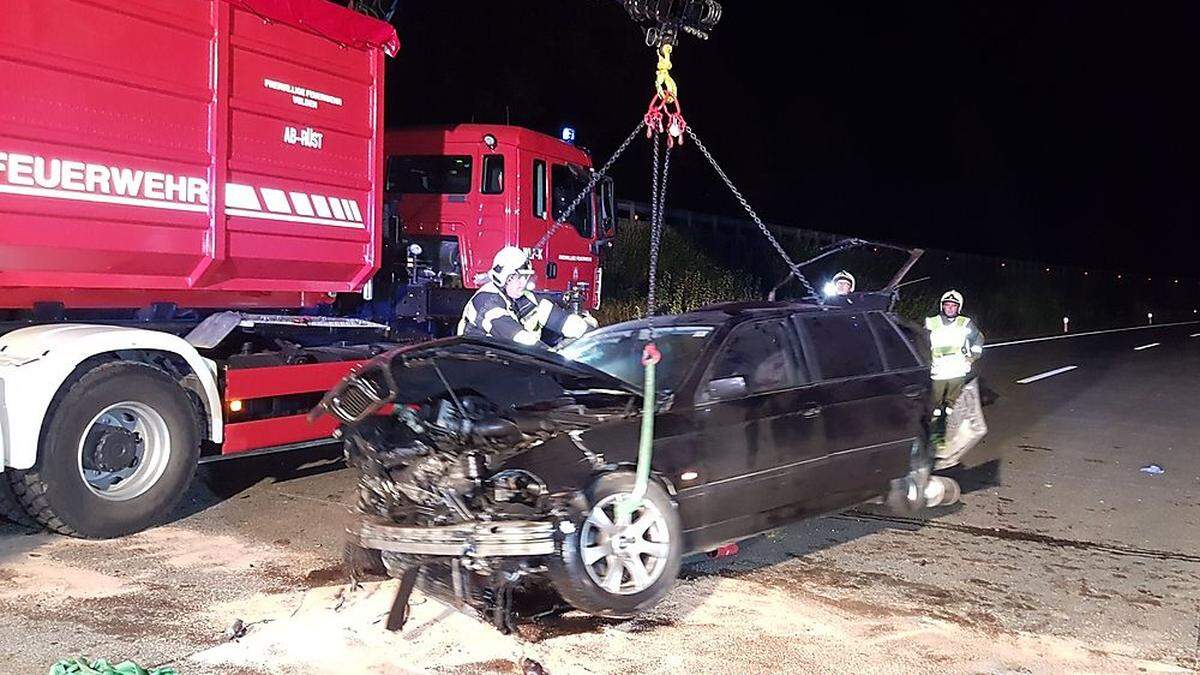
[
  {"left": 383, "top": 336, "right": 640, "bottom": 403},
  {"left": 317, "top": 336, "right": 642, "bottom": 425}
]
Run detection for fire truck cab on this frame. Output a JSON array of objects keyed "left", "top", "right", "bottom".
[{"left": 363, "top": 125, "right": 616, "bottom": 334}]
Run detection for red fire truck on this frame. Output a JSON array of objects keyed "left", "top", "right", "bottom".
[
  {"left": 0, "top": 0, "right": 611, "bottom": 538},
  {"left": 359, "top": 125, "right": 614, "bottom": 335}
]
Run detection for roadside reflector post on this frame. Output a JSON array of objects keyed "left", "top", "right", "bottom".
[
  {"left": 1148, "top": 312, "right": 1154, "bottom": 325},
  {"left": 1063, "top": 317, "right": 1069, "bottom": 333}
]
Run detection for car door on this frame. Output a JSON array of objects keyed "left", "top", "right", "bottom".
[
  {"left": 689, "top": 318, "right": 824, "bottom": 542},
  {"left": 794, "top": 311, "right": 925, "bottom": 511},
  {"left": 868, "top": 311, "right": 929, "bottom": 440}
]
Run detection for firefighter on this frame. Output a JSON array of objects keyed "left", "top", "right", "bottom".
[
  {"left": 824, "top": 270, "right": 858, "bottom": 306},
  {"left": 832, "top": 270, "right": 855, "bottom": 296},
  {"left": 925, "top": 290, "right": 984, "bottom": 421},
  {"left": 458, "top": 246, "right": 597, "bottom": 347}
]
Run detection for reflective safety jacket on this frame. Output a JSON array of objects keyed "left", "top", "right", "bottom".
[
  {"left": 925, "top": 314, "right": 984, "bottom": 380},
  {"left": 458, "top": 283, "right": 596, "bottom": 346}
]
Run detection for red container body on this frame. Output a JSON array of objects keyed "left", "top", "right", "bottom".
[{"left": 0, "top": 0, "right": 396, "bottom": 309}]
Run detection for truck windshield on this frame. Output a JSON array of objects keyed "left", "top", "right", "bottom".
[
  {"left": 557, "top": 326, "right": 714, "bottom": 393},
  {"left": 552, "top": 163, "right": 595, "bottom": 238},
  {"left": 387, "top": 155, "right": 472, "bottom": 194}
]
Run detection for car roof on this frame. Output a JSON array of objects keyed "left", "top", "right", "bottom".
[{"left": 601, "top": 299, "right": 885, "bottom": 333}]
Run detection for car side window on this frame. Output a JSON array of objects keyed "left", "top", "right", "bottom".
[
  {"left": 868, "top": 312, "right": 920, "bottom": 370},
  {"left": 702, "top": 320, "right": 801, "bottom": 401},
  {"left": 798, "top": 313, "right": 884, "bottom": 380}
]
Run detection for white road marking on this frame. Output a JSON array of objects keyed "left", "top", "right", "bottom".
[
  {"left": 1191, "top": 333, "right": 1200, "bottom": 338},
  {"left": 1015, "top": 365, "right": 1078, "bottom": 384},
  {"left": 986, "top": 320, "right": 1200, "bottom": 349},
  {"left": 1133, "top": 342, "right": 1160, "bottom": 351}
]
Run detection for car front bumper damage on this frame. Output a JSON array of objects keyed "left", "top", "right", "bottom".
[{"left": 355, "top": 518, "right": 559, "bottom": 558}]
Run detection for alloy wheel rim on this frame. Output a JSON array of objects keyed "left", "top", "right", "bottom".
[{"left": 580, "top": 493, "right": 671, "bottom": 595}]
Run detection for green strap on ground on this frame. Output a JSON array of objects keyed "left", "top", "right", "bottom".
[{"left": 49, "top": 657, "right": 177, "bottom": 675}]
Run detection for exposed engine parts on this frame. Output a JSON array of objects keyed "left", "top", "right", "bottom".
[
  {"left": 318, "top": 340, "right": 660, "bottom": 632},
  {"left": 341, "top": 390, "right": 591, "bottom": 633}
]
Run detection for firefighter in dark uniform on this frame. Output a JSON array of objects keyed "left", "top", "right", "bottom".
[{"left": 458, "top": 246, "right": 597, "bottom": 347}]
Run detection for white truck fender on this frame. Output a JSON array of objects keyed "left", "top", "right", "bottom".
[{"left": 0, "top": 324, "right": 223, "bottom": 471}]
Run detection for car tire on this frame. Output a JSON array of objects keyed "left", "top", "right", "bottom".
[
  {"left": 547, "top": 472, "right": 682, "bottom": 619},
  {"left": 9, "top": 362, "right": 202, "bottom": 538}
]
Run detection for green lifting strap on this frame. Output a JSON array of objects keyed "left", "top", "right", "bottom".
[{"left": 616, "top": 343, "right": 661, "bottom": 519}]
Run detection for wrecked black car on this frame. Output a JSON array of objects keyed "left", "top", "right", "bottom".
[{"left": 316, "top": 301, "right": 956, "bottom": 629}]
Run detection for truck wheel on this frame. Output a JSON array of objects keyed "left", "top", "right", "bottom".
[
  {"left": 547, "top": 472, "right": 682, "bottom": 619},
  {"left": 9, "top": 362, "right": 202, "bottom": 538},
  {"left": 0, "top": 477, "right": 37, "bottom": 529}
]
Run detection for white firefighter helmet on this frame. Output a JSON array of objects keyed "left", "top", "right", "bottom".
[
  {"left": 832, "top": 270, "right": 856, "bottom": 292},
  {"left": 489, "top": 246, "right": 535, "bottom": 287},
  {"left": 940, "top": 290, "right": 964, "bottom": 308}
]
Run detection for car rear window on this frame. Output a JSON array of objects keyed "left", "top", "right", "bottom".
[
  {"left": 868, "top": 313, "right": 920, "bottom": 370},
  {"left": 797, "top": 313, "right": 884, "bottom": 380}
]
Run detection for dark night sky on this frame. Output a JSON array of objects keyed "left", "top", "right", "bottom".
[{"left": 383, "top": 2, "right": 1200, "bottom": 274}]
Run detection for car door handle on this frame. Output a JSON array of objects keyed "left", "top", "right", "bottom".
[
  {"left": 801, "top": 404, "right": 822, "bottom": 419},
  {"left": 903, "top": 385, "right": 924, "bottom": 399}
]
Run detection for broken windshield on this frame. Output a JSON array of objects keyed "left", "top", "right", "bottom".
[{"left": 557, "top": 326, "right": 714, "bottom": 392}]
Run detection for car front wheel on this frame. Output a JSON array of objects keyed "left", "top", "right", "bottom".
[{"left": 547, "top": 472, "right": 682, "bottom": 619}]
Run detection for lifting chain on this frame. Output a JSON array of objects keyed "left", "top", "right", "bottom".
[
  {"left": 684, "top": 125, "right": 821, "bottom": 303},
  {"left": 619, "top": 101, "right": 673, "bottom": 521},
  {"left": 646, "top": 133, "right": 672, "bottom": 324},
  {"left": 533, "top": 120, "right": 646, "bottom": 252}
]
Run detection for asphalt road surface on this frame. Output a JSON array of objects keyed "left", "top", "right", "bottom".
[{"left": 1, "top": 322, "right": 1197, "bottom": 674}]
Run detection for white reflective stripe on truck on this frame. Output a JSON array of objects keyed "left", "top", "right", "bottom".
[
  {"left": 223, "top": 183, "right": 364, "bottom": 228},
  {"left": 0, "top": 152, "right": 364, "bottom": 228}
]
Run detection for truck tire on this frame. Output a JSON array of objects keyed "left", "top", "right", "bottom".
[
  {"left": 0, "top": 477, "right": 37, "bottom": 529},
  {"left": 547, "top": 472, "right": 682, "bottom": 619},
  {"left": 9, "top": 362, "right": 202, "bottom": 538}
]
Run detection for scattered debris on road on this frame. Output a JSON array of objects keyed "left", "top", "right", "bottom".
[
  {"left": 521, "top": 656, "right": 549, "bottom": 674},
  {"left": 1140, "top": 464, "right": 1166, "bottom": 475},
  {"left": 222, "top": 618, "right": 247, "bottom": 641}
]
